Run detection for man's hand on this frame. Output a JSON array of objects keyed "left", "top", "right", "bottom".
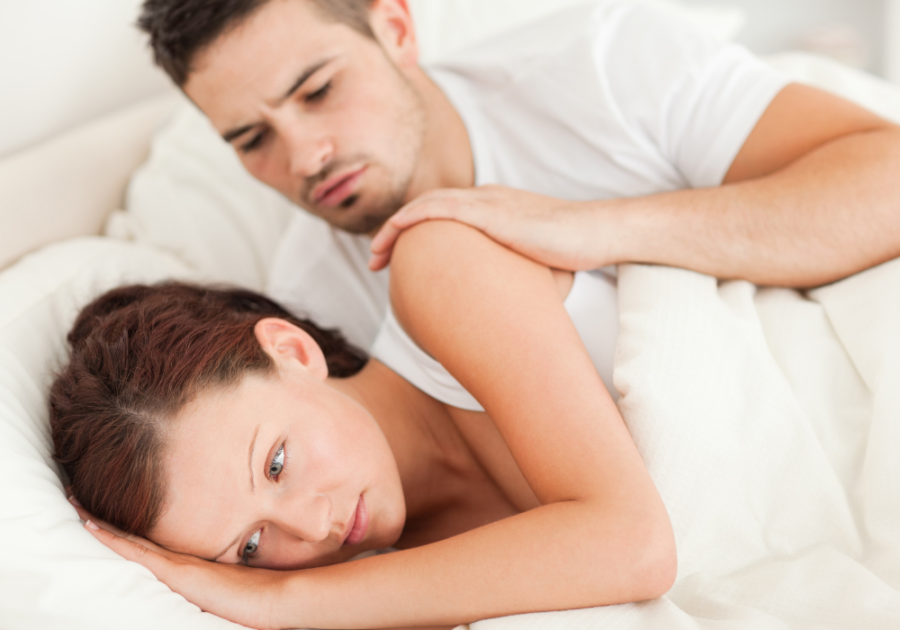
[
  {"left": 369, "top": 185, "right": 610, "bottom": 272},
  {"left": 71, "top": 498, "right": 285, "bottom": 630}
]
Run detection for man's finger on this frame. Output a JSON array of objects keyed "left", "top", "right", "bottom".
[
  {"left": 369, "top": 220, "right": 404, "bottom": 256},
  {"left": 368, "top": 251, "right": 392, "bottom": 272}
]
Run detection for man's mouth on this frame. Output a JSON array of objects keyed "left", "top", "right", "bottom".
[
  {"left": 312, "top": 167, "right": 367, "bottom": 209},
  {"left": 342, "top": 495, "right": 369, "bottom": 547}
]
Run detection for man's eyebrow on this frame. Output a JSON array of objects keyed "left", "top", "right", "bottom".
[
  {"left": 280, "top": 57, "right": 334, "bottom": 101},
  {"left": 220, "top": 57, "right": 336, "bottom": 143}
]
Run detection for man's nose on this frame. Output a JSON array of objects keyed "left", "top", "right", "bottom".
[
  {"left": 277, "top": 492, "right": 333, "bottom": 544},
  {"left": 284, "top": 122, "right": 333, "bottom": 180}
]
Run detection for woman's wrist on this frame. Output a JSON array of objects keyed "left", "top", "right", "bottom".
[{"left": 270, "top": 569, "right": 313, "bottom": 630}]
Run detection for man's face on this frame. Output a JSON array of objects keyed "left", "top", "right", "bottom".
[{"left": 185, "top": 0, "right": 426, "bottom": 233}]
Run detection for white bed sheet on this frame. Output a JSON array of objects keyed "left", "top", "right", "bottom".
[{"left": 474, "top": 260, "right": 900, "bottom": 629}]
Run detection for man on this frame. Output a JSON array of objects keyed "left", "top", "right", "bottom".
[{"left": 138, "top": 0, "right": 900, "bottom": 312}]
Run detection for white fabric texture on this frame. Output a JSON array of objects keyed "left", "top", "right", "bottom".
[
  {"left": 118, "top": 99, "right": 296, "bottom": 292},
  {"left": 431, "top": 2, "right": 787, "bottom": 196},
  {"left": 0, "top": 93, "right": 178, "bottom": 272},
  {"left": 265, "top": 213, "right": 390, "bottom": 351},
  {"left": 468, "top": 262, "right": 900, "bottom": 629},
  {"left": 0, "top": 239, "right": 244, "bottom": 630},
  {"left": 409, "top": 0, "right": 747, "bottom": 65},
  {"left": 371, "top": 270, "right": 619, "bottom": 411}
]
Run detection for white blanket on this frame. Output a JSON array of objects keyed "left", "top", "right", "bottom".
[{"left": 472, "top": 261, "right": 900, "bottom": 629}]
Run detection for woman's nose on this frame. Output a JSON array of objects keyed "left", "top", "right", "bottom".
[{"left": 278, "top": 492, "right": 333, "bottom": 544}]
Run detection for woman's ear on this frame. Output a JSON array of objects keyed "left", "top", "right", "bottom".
[
  {"left": 254, "top": 318, "right": 329, "bottom": 381},
  {"left": 369, "top": 0, "right": 419, "bottom": 68}
]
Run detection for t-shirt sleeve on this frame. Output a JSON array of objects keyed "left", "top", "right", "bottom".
[{"left": 592, "top": 3, "right": 790, "bottom": 188}]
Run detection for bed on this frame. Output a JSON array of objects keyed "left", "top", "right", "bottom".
[{"left": 2, "top": 1, "right": 900, "bottom": 628}]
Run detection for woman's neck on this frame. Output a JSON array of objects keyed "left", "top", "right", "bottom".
[{"left": 326, "top": 360, "right": 473, "bottom": 523}]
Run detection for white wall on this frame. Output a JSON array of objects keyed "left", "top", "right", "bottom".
[
  {"left": 886, "top": 0, "right": 900, "bottom": 82},
  {"left": 682, "top": 0, "right": 885, "bottom": 74},
  {"left": 0, "top": 1, "right": 173, "bottom": 159}
]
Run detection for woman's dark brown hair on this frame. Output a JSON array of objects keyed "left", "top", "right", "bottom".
[{"left": 50, "top": 282, "right": 366, "bottom": 537}]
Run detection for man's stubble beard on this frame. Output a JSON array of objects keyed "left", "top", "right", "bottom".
[{"left": 300, "top": 64, "right": 428, "bottom": 235}]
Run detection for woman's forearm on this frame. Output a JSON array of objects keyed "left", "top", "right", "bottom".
[{"left": 276, "top": 499, "right": 675, "bottom": 629}]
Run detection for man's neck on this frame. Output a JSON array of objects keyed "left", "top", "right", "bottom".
[{"left": 403, "top": 68, "right": 475, "bottom": 203}]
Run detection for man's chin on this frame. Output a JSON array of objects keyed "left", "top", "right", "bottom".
[{"left": 314, "top": 204, "right": 399, "bottom": 236}]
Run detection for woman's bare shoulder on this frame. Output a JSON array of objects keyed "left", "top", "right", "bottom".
[
  {"left": 390, "top": 219, "right": 499, "bottom": 283},
  {"left": 387, "top": 219, "right": 550, "bottom": 345}
]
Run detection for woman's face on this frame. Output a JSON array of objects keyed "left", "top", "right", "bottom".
[{"left": 148, "top": 339, "right": 406, "bottom": 569}]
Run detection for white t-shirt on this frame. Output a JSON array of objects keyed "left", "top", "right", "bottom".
[
  {"left": 372, "top": 270, "right": 620, "bottom": 411},
  {"left": 268, "top": 1, "right": 788, "bottom": 355}
]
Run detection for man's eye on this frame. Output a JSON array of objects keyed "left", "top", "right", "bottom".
[
  {"left": 243, "top": 530, "right": 261, "bottom": 561},
  {"left": 239, "top": 131, "right": 267, "bottom": 153},
  {"left": 305, "top": 81, "right": 332, "bottom": 103},
  {"left": 269, "top": 444, "right": 285, "bottom": 479}
]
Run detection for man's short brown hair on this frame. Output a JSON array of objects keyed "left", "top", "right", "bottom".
[{"left": 138, "top": 0, "right": 376, "bottom": 86}]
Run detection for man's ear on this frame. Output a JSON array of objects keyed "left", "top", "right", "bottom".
[
  {"left": 369, "top": 0, "right": 419, "bottom": 68},
  {"left": 254, "top": 318, "right": 329, "bottom": 381}
]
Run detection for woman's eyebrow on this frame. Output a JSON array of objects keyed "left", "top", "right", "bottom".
[
  {"left": 212, "top": 532, "right": 243, "bottom": 562},
  {"left": 210, "top": 423, "right": 262, "bottom": 562},
  {"left": 249, "top": 424, "right": 260, "bottom": 492}
]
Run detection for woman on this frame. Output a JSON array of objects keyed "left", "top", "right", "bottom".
[{"left": 54, "top": 219, "right": 675, "bottom": 630}]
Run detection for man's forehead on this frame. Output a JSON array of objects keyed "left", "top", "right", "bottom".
[{"left": 183, "top": 0, "right": 352, "bottom": 124}]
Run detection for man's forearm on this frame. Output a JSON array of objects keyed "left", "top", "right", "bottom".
[{"left": 603, "top": 125, "right": 900, "bottom": 287}]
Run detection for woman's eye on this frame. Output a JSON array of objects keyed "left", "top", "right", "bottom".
[
  {"left": 269, "top": 444, "right": 285, "bottom": 479},
  {"left": 305, "top": 81, "right": 332, "bottom": 104},
  {"left": 243, "top": 530, "right": 261, "bottom": 561}
]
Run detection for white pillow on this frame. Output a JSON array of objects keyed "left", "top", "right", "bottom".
[
  {"left": 765, "top": 51, "right": 900, "bottom": 124},
  {"left": 409, "top": 0, "right": 747, "bottom": 64},
  {"left": 118, "top": 97, "right": 296, "bottom": 292},
  {"left": 0, "top": 93, "right": 178, "bottom": 272},
  {"left": 0, "top": 238, "right": 244, "bottom": 630}
]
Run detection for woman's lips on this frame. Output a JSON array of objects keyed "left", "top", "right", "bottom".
[
  {"left": 343, "top": 496, "right": 368, "bottom": 546},
  {"left": 313, "top": 167, "right": 367, "bottom": 208}
]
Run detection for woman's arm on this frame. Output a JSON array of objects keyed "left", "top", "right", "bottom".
[
  {"left": 272, "top": 220, "right": 675, "bottom": 628},
  {"left": 85, "top": 221, "right": 674, "bottom": 629}
]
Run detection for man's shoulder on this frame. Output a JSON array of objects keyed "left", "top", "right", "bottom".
[{"left": 424, "top": 2, "right": 608, "bottom": 74}]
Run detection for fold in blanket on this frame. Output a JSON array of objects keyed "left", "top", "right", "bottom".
[{"left": 472, "top": 260, "right": 900, "bottom": 630}]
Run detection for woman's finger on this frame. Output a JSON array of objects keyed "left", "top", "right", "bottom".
[
  {"left": 69, "top": 499, "right": 137, "bottom": 540},
  {"left": 84, "top": 516, "right": 170, "bottom": 556},
  {"left": 85, "top": 520, "right": 170, "bottom": 575}
]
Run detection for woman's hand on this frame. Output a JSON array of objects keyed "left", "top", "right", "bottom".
[
  {"left": 369, "top": 185, "right": 613, "bottom": 272},
  {"left": 70, "top": 498, "right": 285, "bottom": 630}
]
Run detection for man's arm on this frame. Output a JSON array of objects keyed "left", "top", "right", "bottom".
[{"left": 370, "top": 83, "right": 900, "bottom": 288}]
